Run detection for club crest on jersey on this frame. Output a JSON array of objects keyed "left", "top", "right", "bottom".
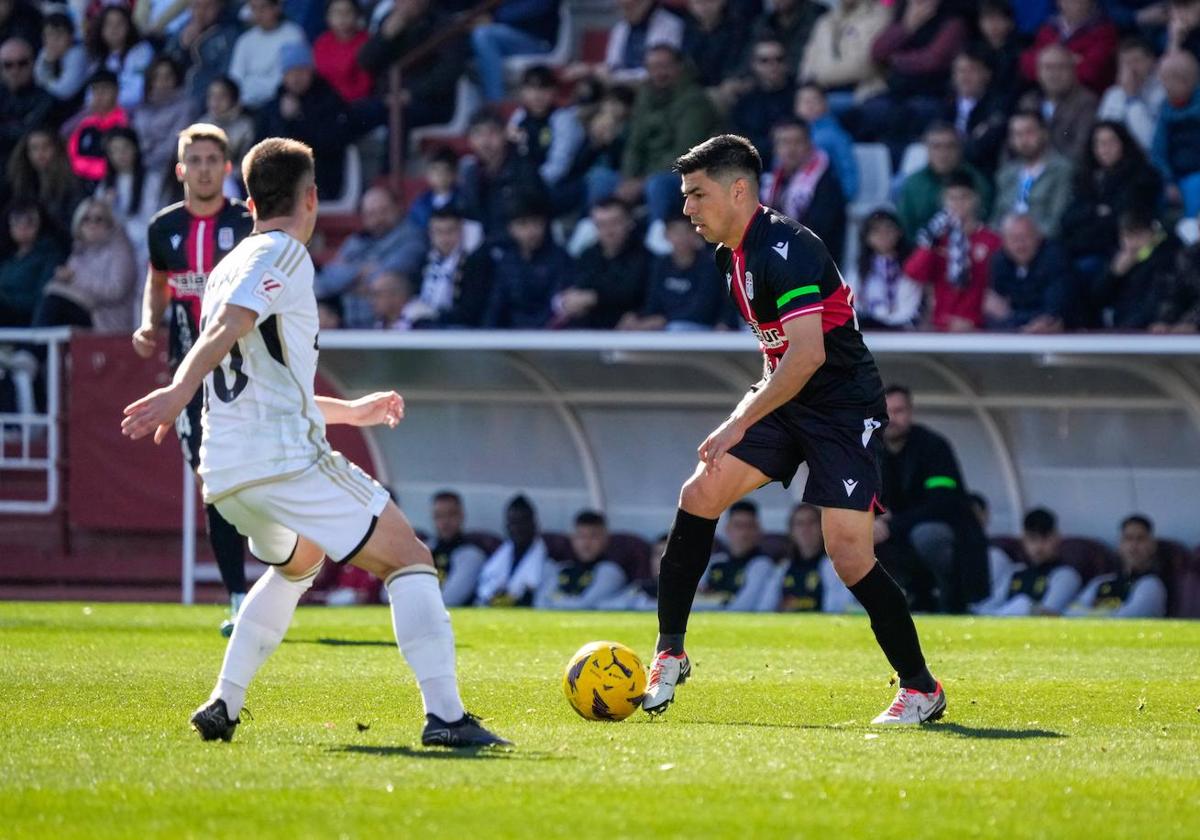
[
  {"left": 253, "top": 273, "right": 285, "bottom": 305},
  {"left": 170, "top": 234, "right": 182, "bottom": 251},
  {"left": 218, "top": 227, "right": 234, "bottom": 250},
  {"left": 745, "top": 271, "right": 754, "bottom": 300}
]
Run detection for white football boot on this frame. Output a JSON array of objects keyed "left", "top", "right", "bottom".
[
  {"left": 871, "top": 681, "right": 946, "bottom": 724},
  {"left": 642, "top": 651, "right": 691, "bottom": 716}
]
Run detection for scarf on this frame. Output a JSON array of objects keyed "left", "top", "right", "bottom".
[
  {"left": 767, "top": 148, "right": 830, "bottom": 220},
  {"left": 865, "top": 253, "right": 903, "bottom": 313},
  {"left": 918, "top": 210, "right": 971, "bottom": 289},
  {"left": 419, "top": 247, "right": 462, "bottom": 313}
]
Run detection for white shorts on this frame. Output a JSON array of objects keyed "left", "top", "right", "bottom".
[{"left": 214, "top": 452, "right": 390, "bottom": 565}]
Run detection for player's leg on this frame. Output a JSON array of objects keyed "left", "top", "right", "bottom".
[{"left": 643, "top": 454, "right": 773, "bottom": 715}]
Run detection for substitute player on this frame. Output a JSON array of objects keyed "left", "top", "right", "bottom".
[
  {"left": 133, "top": 124, "right": 253, "bottom": 636},
  {"left": 122, "top": 138, "right": 509, "bottom": 748},
  {"left": 642, "top": 135, "right": 945, "bottom": 724}
]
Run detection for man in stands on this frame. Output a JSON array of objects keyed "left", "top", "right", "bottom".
[
  {"left": 475, "top": 495, "right": 553, "bottom": 607},
  {"left": 407, "top": 208, "right": 489, "bottom": 328},
  {"left": 1069, "top": 514, "right": 1168, "bottom": 618},
  {"left": 692, "top": 500, "right": 777, "bottom": 613},
  {"left": 896, "top": 122, "right": 991, "bottom": 240},
  {"left": 459, "top": 107, "right": 546, "bottom": 240},
  {"left": 535, "top": 510, "right": 628, "bottom": 609},
  {"left": 428, "top": 491, "right": 488, "bottom": 608},
  {"left": 483, "top": 195, "right": 573, "bottom": 328},
  {"left": 982, "top": 508, "right": 1083, "bottom": 617},
  {"left": 992, "top": 110, "right": 1074, "bottom": 237},
  {"left": 0, "top": 37, "right": 53, "bottom": 165},
  {"left": 760, "top": 503, "right": 856, "bottom": 613},
  {"left": 556, "top": 198, "right": 651, "bottom": 329},
  {"left": 760, "top": 116, "right": 847, "bottom": 260}
]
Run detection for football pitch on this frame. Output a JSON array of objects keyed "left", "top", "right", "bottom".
[{"left": 2, "top": 603, "right": 1198, "bottom": 839}]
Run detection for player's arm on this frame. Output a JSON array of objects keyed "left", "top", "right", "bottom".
[
  {"left": 699, "top": 314, "right": 824, "bottom": 470},
  {"left": 132, "top": 266, "right": 170, "bottom": 359},
  {"left": 315, "top": 392, "right": 404, "bottom": 428},
  {"left": 121, "top": 303, "right": 258, "bottom": 443}
]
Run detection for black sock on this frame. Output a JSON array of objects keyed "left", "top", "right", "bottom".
[
  {"left": 655, "top": 508, "right": 718, "bottom": 654},
  {"left": 206, "top": 503, "right": 247, "bottom": 595},
  {"left": 850, "top": 563, "right": 936, "bottom": 693}
]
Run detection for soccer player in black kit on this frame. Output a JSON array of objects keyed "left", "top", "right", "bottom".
[
  {"left": 642, "top": 135, "right": 945, "bottom": 724},
  {"left": 132, "top": 124, "right": 253, "bottom": 636}
]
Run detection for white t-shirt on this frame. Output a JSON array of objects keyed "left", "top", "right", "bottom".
[{"left": 198, "top": 231, "right": 328, "bottom": 501}]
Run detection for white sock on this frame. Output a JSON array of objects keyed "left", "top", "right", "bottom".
[
  {"left": 210, "top": 564, "right": 318, "bottom": 719},
  {"left": 386, "top": 567, "right": 465, "bottom": 722}
]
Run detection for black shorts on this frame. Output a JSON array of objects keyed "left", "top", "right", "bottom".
[
  {"left": 175, "top": 388, "right": 204, "bottom": 472},
  {"left": 728, "top": 401, "right": 887, "bottom": 512}
]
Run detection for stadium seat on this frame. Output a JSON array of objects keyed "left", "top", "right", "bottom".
[
  {"left": 542, "top": 531, "right": 572, "bottom": 562},
  {"left": 504, "top": 4, "right": 574, "bottom": 78},
  {"left": 579, "top": 29, "right": 609, "bottom": 64},
  {"left": 849, "top": 143, "right": 893, "bottom": 222},
  {"left": 608, "top": 532, "right": 652, "bottom": 582},
  {"left": 1158, "top": 539, "right": 1198, "bottom": 617},
  {"left": 410, "top": 76, "right": 483, "bottom": 158},
  {"left": 1059, "top": 537, "right": 1120, "bottom": 581},
  {"left": 466, "top": 530, "right": 503, "bottom": 556},
  {"left": 898, "top": 142, "right": 928, "bottom": 180},
  {"left": 316, "top": 145, "right": 362, "bottom": 216},
  {"left": 759, "top": 532, "right": 790, "bottom": 562}
]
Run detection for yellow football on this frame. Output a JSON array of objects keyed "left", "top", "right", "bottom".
[{"left": 562, "top": 641, "right": 647, "bottom": 721}]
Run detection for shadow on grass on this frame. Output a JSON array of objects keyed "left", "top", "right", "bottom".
[
  {"left": 285, "top": 638, "right": 472, "bottom": 650},
  {"left": 329, "top": 745, "right": 562, "bottom": 761},
  {"left": 923, "top": 722, "right": 1066, "bottom": 740},
  {"left": 680, "top": 720, "right": 1066, "bottom": 739}
]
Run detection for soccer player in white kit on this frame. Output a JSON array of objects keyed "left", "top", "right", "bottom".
[{"left": 122, "top": 138, "right": 509, "bottom": 748}]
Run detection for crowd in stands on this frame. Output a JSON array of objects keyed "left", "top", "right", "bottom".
[
  {"left": 313, "top": 381, "right": 1184, "bottom": 618},
  {"left": 7, "top": 0, "right": 1200, "bottom": 333}
]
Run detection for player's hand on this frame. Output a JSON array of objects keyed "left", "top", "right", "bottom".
[
  {"left": 349, "top": 391, "right": 405, "bottom": 428},
  {"left": 121, "top": 385, "right": 189, "bottom": 444},
  {"left": 132, "top": 325, "right": 157, "bottom": 359},
  {"left": 698, "top": 418, "right": 746, "bottom": 474}
]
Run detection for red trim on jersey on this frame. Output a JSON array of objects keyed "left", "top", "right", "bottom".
[
  {"left": 779, "top": 304, "right": 824, "bottom": 324},
  {"left": 820, "top": 284, "right": 856, "bottom": 334},
  {"left": 729, "top": 206, "right": 768, "bottom": 326}
]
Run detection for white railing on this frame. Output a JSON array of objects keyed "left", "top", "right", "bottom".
[{"left": 0, "top": 327, "right": 71, "bottom": 515}]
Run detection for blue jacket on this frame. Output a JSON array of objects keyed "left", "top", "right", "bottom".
[
  {"left": 988, "top": 241, "right": 1067, "bottom": 328},
  {"left": 809, "top": 114, "right": 858, "bottom": 201},
  {"left": 483, "top": 238, "right": 574, "bottom": 328},
  {"left": 1152, "top": 89, "right": 1200, "bottom": 181}
]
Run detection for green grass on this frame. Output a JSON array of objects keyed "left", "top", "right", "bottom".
[{"left": 2, "top": 603, "right": 1199, "bottom": 839}]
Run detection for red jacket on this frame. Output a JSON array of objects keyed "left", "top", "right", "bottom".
[
  {"left": 903, "top": 225, "right": 1002, "bottom": 330},
  {"left": 1019, "top": 15, "right": 1118, "bottom": 95},
  {"left": 313, "top": 31, "right": 373, "bottom": 103},
  {"left": 67, "top": 107, "right": 129, "bottom": 182}
]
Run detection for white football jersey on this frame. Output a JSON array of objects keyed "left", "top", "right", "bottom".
[{"left": 197, "top": 231, "right": 329, "bottom": 501}]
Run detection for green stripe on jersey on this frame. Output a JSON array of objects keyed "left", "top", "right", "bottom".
[
  {"left": 776, "top": 285, "right": 820, "bottom": 308},
  {"left": 924, "top": 476, "right": 958, "bottom": 490}
]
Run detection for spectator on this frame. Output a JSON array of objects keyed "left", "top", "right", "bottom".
[
  {"left": 681, "top": 0, "right": 750, "bottom": 93},
  {"left": 621, "top": 212, "right": 734, "bottom": 331},
  {"left": 1098, "top": 35, "right": 1166, "bottom": 151},
  {"left": 749, "top": 0, "right": 825, "bottom": 71},
  {"left": 1168, "top": 0, "right": 1200, "bottom": 62},
  {"left": 459, "top": 107, "right": 546, "bottom": 239},
  {"left": 0, "top": 202, "right": 64, "bottom": 327},
  {"left": 471, "top": 0, "right": 560, "bottom": 102},
  {"left": 963, "top": 491, "right": 1020, "bottom": 616},
  {"left": 558, "top": 197, "right": 651, "bottom": 329},
  {"left": 86, "top": 5, "right": 155, "bottom": 110},
  {"left": 63, "top": 70, "right": 130, "bottom": 184},
  {"left": 1150, "top": 228, "right": 1200, "bottom": 331},
  {"left": 367, "top": 270, "right": 415, "bottom": 330},
  {"left": 973, "top": 0, "right": 1023, "bottom": 105},
  {"left": 572, "top": 85, "right": 636, "bottom": 208},
  {"left": 507, "top": 66, "right": 586, "bottom": 212},
  {"left": 799, "top": 0, "right": 891, "bottom": 115},
  {"left": 731, "top": 37, "right": 796, "bottom": 165},
  {"left": 32, "top": 197, "right": 136, "bottom": 331},
  {"left": 484, "top": 197, "right": 573, "bottom": 328},
  {"left": 34, "top": 11, "right": 88, "bottom": 110},
  {"left": 1019, "top": 0, "right": 1118, "bottom": 95},
  {"left": 760, "top": 503, "right": 856, "bottom": 613},
  {"left": 692, "top": 500, "right": 776, "bottom": 612},
  {"left": 475, "top": 494, "right": 552, "bottom": 606},
  {"left": 795, "top": 83, "right": 858, "bottom": 201},
  {"left": 896, "top": 122, "right": 992, "bottom": 239},
  {"left": 227, "top": 0, "right": 306, "bottom": 110},
  {"left": 313, "top": 0, "right": 372, "bottom": 106},
  {"left": 5, "top": 128, "right": 84, "bottom": 246},
  {"left": 991, "top": 110, "right": 1074, "bottom": 237},
  {"left": 945, "top": 47, "right": 1010, "bottom": 175},
  {"left": 1060, "top": 119, "right": 1162, "bottom": 288},
  {"left": 132, "top": 57, "right": 197, "bottom": 175},
  {"left": 581, "top": 0, "right": 684, "bottom": 85},
  {"left": 876, "top": 384, "right": 991, "bottom": 613},
  {"left": 859, "top": 0, "right": 968, "bottom": 159},
  {"left": 314, "top": 186, "right": 425, "bottom": 328},
  {"left": 407, "top": 208, "right": 489, "bottom": 328},
  {"left": 1152, "top": 49, "right": 1200, "bottom": 214},
  {"left": 1018, "top": 42, "right": 1098, "bottom": 161},
  {"left": 535, "top": 510, "right": 629, "bottom": 609},
  {"left": 428, "top": 491, "right": 489, "bottom": 608},
  {"left": 200, "top": 76, "right": 255, "bottom": 176},
  {"left": 852, "top": 208, "right": 922, "bottom": 329},
  {"left": 0, "top": 0, "right": 40, "bottom": 48},
  {"left": 987, "top": 213, "right": 1068, "bottom": 332},
  {"left": 1069, "top": 514, "right": 1168, "bottom": 618},
  {"left": 904, "top": 172, "right": 1001, "bottom": 332},
  {"left": 256, "top": 43, "right": 350, "bottom": 199},
  {"left": 406, "top": 148, "right": 463, "bottom": 232},
  {"left": 94, "top": 127, "right": 158, "bottom": 263},
  {"left": 0, "top": 37, "right": 53, "bottom": 167},
  {"left": 1095, "top": 210, "right": 1182, "bottom": 328},
  {"left": 358, "top": 0, "right": 468, "bottom": 132},
  {"left": 164, "top": 0, "right": 242, "bottom": 108},
  {"left": 983, "top": 508, "right": 1082, "bottom": 616},
  {"left": 760, "top": 116, "right": 846, "bottom": 259},
  {"left": 618, "top": 44, "right": 720, "bottom": 222}
]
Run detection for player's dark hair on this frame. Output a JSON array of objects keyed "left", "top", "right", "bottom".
[
  {"left": 520, "top": 65, "right": 556, "bottom": 88},
  {"left": 1121, "top": 513, "right": 1154, "bottom": 533},
  {"left": 729, "top": 500, "right": 759, "bottom": 518},
  {"left": 177, "top": 122, "right": 230, "bottom": 162},
  {"left": 884, "top": 384, "right": 913, "bottom": 402},
  {"left": 242, "top": 137, "right": 314, "bottom": 220},
  {"left": 433, "top": 490, "right": 462, "bottom": 506},
  {"left": 673, "top": 134, "right": 762, "bottom": 186},
  {"left": 591, "top": 196, "right": 631, "bottom": 216},
  {"left": 1023, "top": 508, "right": 1057, "bottom": 536},
  {"left": 575, "top": 510, "right": 607, "bottom": 528}
]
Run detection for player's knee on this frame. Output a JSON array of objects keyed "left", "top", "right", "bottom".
[
  {"left": 823, "top": 524, "right": 867, "bottom": 565},
  {"left": 679, "top": 476, "right": 723, "bottom": 519}
]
